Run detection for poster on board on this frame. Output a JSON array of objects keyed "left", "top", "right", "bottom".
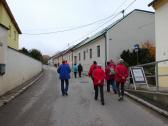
[{"left": 130, "top": 67, "right": 148, "bottom": 89}]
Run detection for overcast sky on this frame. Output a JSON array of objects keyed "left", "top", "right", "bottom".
[{"left": 6, "top": 0, "right": 154, "bottom": 56}]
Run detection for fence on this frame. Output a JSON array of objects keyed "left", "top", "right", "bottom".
[{"left": 126, "top": 59, "right": 168, "bottom": 92}]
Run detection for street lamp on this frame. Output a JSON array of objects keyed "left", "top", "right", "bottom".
[{"left": 134, "top": 44, "right": 139, "bottom": 65}]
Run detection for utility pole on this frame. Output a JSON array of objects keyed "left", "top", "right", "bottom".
[{"left": 121, "top": 10, "right": 125, "bottom": 18}]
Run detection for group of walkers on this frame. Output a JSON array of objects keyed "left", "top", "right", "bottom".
[
  {"left": 57, "top": 58, "right": 128, "bottom": 106},
  {"left": 72, "top": 63, "right": 83, "bottom": 78},
  {"left": 88, "top": 59, "right": 128, "bottom": 105}
]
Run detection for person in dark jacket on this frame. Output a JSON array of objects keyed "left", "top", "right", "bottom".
[
  {"left": 93, "top": 65, "right": 106, "bottom": 105},
  {"left": 115, "top": 59, "right": 128, "bottom": 101},
  {"left": 57, "top": 60, "right": 71, "bottom": 96},
  {"left": 78, "top": 63, "right": 83, "bottom": 77}
]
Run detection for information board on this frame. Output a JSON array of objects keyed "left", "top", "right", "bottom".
[{"left": 130, "top": 67, "right": 148, "bottom": 89}]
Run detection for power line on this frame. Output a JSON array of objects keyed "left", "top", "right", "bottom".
[
  {"left": 23, "top": 14, "right": 119, "bottom": 35},
  {"left": 23, "top": 0, "right": 128, "bottom": 35},
  {"left": 61, "top": 0, "right": 129, "bottom": 49},
  {"left": 67, "top": 0, "right": 137, "bottom": 47}
]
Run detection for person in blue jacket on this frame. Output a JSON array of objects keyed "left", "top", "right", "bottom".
[
  {"left": 57, "top": 60, "right": 71, "bottom": 96},
  {"left": 73, "top": 63, "right": 78, "bottom": 78}
]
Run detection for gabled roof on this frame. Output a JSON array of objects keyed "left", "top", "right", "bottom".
[{"left": 1, "top": 0, "right": 22, "bottom": 34}]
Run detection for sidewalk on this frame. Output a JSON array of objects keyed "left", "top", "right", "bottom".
[{"left": 0, "top": 71, "right": 44, "bottom": 107}]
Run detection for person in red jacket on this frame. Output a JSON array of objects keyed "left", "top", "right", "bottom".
[
  {"left": 105, "top": 61, "right": 117, "bottom": 93},
  {"left": 115, "top": 59, "right": 128, "bottom": 101},
  {"left": 92, "top": 65, "right": 105, "bottom": 105},
  {"left": 88, "top": 61, "right": 97, "bottom": 79},
  {"left": 88, "top": 61, "right": 97, "bottom": 90}
]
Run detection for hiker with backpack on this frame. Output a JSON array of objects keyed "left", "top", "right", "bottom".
[
  {"left": 115, "top": 58, "right": 128, "bottom": 101},
  {"left": 105, "top": 61, "right": 117, "bottom": 93}
]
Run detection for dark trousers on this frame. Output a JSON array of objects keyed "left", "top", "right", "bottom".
[
  {"left": 116, "top": 82, "right": 125, "bottom": 97},
  {"left": 94, "top": 85, "right": 104, "bottom": 104},
  {"left": 74, "top": 72, "right": 77, "bottom": 78},
  {"left": 107, "top": 79, "right": 116, "bottom": 93},
  {"left": 78, "top": 71, "right": 82, "bottom": 77},
  {"left": 91, "top": 76, "right": 95, "bottom": 90},
  {"left": 61, "top": 79, "right": 69, "bottom": 95}
]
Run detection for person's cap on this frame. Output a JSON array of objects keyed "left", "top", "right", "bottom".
[{"left": 118, "top": 58, "right": 124, "bottom": 63}]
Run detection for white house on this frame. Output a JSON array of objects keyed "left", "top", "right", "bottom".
[
  {"left": 149, "top": 0, "right": 168, "bottom": 87},
  {"left": 106, "top": 9, "right": 155, "bottom": 62},
  {"left": 70, "top": 9, "right": 155, "bottom": 73},
  {"left": 72, "top": 33, "right": 106, "bottom": 73}
]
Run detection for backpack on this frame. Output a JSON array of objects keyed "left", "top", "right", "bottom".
[{"left": 109, "top": 67, "right": 115, "bottom": 75}]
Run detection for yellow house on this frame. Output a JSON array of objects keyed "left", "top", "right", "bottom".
[
  {"left": 0, "top": 0, "right": 21, "bottom": 49},
  {"left": 149, "top": 0, "right": 168, "bottom": 87}
]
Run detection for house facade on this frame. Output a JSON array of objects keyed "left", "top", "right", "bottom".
[
  {"left": 149, "top": 0, "right": 168, "bottom": 87},
  {"left": 0, "top": 0, "right": 21, "bottom": 49},
  {"left": 72, "top": 35, "right": 106, "bottom": 73}
]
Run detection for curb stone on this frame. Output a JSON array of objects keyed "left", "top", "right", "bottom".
[
  {"left": 125, "top": 92, "right": 168, "bottom": 118},
  {"left": 0, "top": 71, "right": 44, "bottom": 108}
]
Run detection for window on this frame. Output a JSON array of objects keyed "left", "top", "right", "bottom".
[
  {"left": 83, "top": 51, "right": 86, "bottom": 60},
  {"left": 79, "top": 53, "right": 81, "bottom": 61},
  {"left": 97, "top": 45, "right": 100, "bottom": 57},
  {"left": 89, "top": 49, "right": 92, "bottom": 59}
]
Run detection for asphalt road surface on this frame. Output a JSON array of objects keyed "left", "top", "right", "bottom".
[{"left": 0, "top": 66, "right": 168, "bottom": 126}]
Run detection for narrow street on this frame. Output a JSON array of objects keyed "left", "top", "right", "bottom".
[{"left": 0, "top": 66, "right": 167, "bottom": 126}]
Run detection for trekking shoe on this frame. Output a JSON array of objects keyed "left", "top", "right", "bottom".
[
  {"left": 118, "top": 97, "right": 122, "bottom": 101},
  {"left": 94, "top": 97, "right": 98, "bottom": 100},
  {"left": 101, "top": 102, "right": 105, "bottom": 105},
  {"left": 114, "top": 90, "right": 117, "bottom": 94}
]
